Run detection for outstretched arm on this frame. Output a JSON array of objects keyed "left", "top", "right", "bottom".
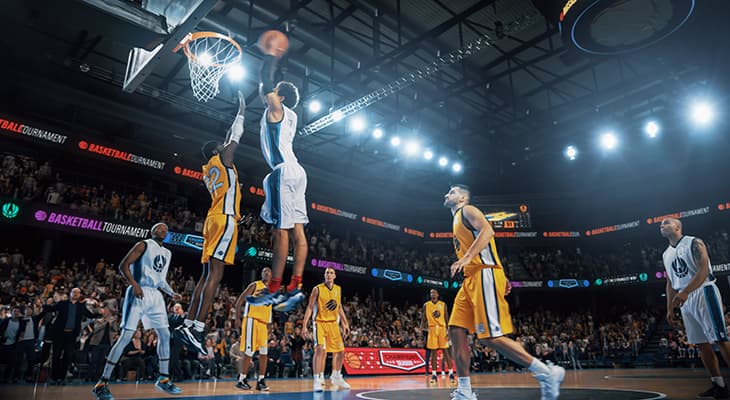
[
  {"left": 220, "top": 91, "right": 246, "bottom": 167},
  {"left": 259, "top": 55, "right": 284, "bottom": 123}
]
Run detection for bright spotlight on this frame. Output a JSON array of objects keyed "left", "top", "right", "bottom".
[
  {"left": 600, "top": 132, "right": 618, "bottom": 150},
  {"left": 404, "top": 140, "right": 421, "bottom": 156},
  {"left": 438, "top": 156, "right": 449, "bottom": 167},
  {"left": 349, "top": 116, "right": 366, "bottom": 132},
  {"left": 308, "top": 100, "right": 322, "bottom": 113},
  {"left": 332, "top": 110, "right": 345, "bottom": 122},
  {"left": 390, "top": 136, "right": 401, "bottom": 147},
  {"left": 372, "top": 128, "right": 384, "bottom": 139},
  {"left": 645, "top": 121, "right": 660, "bottom": 138},
  {"left": 226, "top": 64, "right": 245, "bottom": 81},
  {"left": 423, "top": 150, "right": 434, "bottom": 160},
  {"left": 198, "top": 52, "right": 213, "bottom": 67},
  {"left": 564, "top": 145, "right": 578, "bottom": 161},
  {"left": 452, "top": 162, "right": 463, "bottom": 173},
  {"left": 691, "top": 101, "right": 715, "bottom": 126}
]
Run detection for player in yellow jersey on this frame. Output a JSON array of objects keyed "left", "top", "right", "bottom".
[
  {"left": 233, "top": 267, "right": 273, "bottom": 391},
  {"left": 175, "top": 92, "right": 246, "bottom": 356},
  {"left": 302, "top": 268, "right": 350, "bottom": 392},
  {"left": 421, "top": 289, "right": 455, "bottom": 383},
  {"left": 444, "top": 184, "right": 564, "bottom": 400}
]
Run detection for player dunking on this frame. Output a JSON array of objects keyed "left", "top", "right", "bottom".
[
  {"left": 444, "top": 184, "right": 564, "bottom": 400},
  {"left": 92, "top": 223, "right": 182, "bottom": 400},
  {"left": 302, "top": 268, "right": 351, "bottom": 392},
  {"left": 247, "top": 32, "right": 307, "bottom": 311},
  {"left": 661, "top": 218, "right": 730, "bottom": 399},
  {"left": 421, "top": 289, "right": 455, "bottom": 384},
  {"left": 175, "top": 92, "right": 246, "bottom": 354},
  {"left": 233, "top": 267, "right": 273, "bottom": 392}
]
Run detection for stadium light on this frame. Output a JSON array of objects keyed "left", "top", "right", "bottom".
[
  {"left": 600, "top": 132, "right": 618, "bottom": 150},
  {"left": 226, "top": 64, "right": 245, "bottom": 81},
  {"left": 349, "top": 115, "right": 366, "bottom": 133},
  {"left": 452, "top": 162, "right": 463, "bottom": 173},
  {"left": 423, "top": 150, "right": 434, "bottom": 160},
  {"left": 564, "top": 145, "right": 578, "bottom": 161},
  {"left": 198, "top": 52, "right": 213, "bottom": 67},
  {"left": 404, "top": 140, "right": 421, "bottom": 156},
  {"left": 308, "top": 100, "right": 322, "bottom": 114},
  {"left": 390, "top": 136, "right": 401, "bottom": 147},
  {"left": 645, "top": 121, "right": 660, "bottom": 138},
  {"left": 690, "top": 101, "right": 715, "bottom": 126},
  {"left": 372, "top": 128, "right": 384, "bottom": 139},
  {"left": 438, "top": 156, "right": 449, "bottom": 167}
]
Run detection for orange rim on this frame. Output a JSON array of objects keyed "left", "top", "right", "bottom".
[{"left": 174, "top": 31, "right": 242, "bottom": 68}]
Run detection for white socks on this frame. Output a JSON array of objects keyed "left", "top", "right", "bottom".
[
  {"left": 457, "top": 377, "right": 471, "bottom": 394},
  {"left": 528, "top": 358, "right": 551, "bottom": 375},
  {"left": 712, "top": 376, "right": 726, "bottom": 387}
]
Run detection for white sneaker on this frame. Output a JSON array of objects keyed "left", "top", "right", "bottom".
[
  {"left": 450, "top": 388, "right": 478, "bottom": 400},
  {"left": 331, "top": 375, "right": 351, "bottom": 390},
  {"left": 534, "top": 361, "right": 565, "bottom": 400},
  {"left": 313, "top": 378, "right": 324, "bottom": 392}
]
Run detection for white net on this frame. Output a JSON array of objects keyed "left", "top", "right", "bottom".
[{"left": 185, "top": 34, "right": 241, "bottom": 102}]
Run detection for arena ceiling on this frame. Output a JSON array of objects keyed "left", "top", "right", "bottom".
[{"left": 2, "top": 0, "right": 729, "bottom": 221}]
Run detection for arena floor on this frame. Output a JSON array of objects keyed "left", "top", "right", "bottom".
[{"left": 0, "top": 368, "right": 715, "bottom": 400}]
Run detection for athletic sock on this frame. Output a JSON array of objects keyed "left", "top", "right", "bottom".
[
  {"left": 269, "top": 277, "right": 282, "bottom": 293},
  {"left": 528, "top": 358, "right": 551, "bottom": 375},
  {"left": 712, "top": 376, "right": 726, "bottom": 387},
  {"left": 286, "top": 275, "right": 302, "bottom": 292},
  {"left": 457, "top": 377, "right": 471, "bottom": 394}
]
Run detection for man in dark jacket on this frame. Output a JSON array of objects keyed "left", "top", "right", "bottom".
[
  {"left": 87, "top": 305, "right": 119, "bottom": 381},
  {"left": 0, "top": 306, "right": 22, "bottom": 382},
  {"left": 42, "top": 288, "right": 99, "bottom": 384}
]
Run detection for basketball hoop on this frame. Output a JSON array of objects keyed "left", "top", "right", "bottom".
[{"left": 174, "top": 32, "right": 242, "bottom": 102}]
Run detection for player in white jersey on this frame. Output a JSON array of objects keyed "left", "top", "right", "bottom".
[
  {"left": 247, "top": 33, "right": 307, "bottom": 312},
  {"left": 92, "top": 223, "right": 182, "bottom": 400},
  {"left": 661, "top": 218, "right": 730, "bottom": 399}
]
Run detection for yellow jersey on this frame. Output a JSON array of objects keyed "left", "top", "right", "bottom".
[
  {"left": 244, "top": 281, "right": 272, "bottom": 323},
  {"left": 424, "top": 300, "right": 447, "bottom": 327},
  {"left": 314, "top": 283, "right": 341, "bottom": 323},
  {"left": 202, "top": 154, "right": 241, "bottom": 220},
  {"left": 452, "top": 206, "right": 503, "bottom": 277}
]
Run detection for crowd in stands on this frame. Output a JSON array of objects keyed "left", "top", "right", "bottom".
[
  {"left": 0, "top": 246, "right": 680, "bottom": 384},
  {"left": 5, "top": 152, "right": 730, "bottom": 283}
]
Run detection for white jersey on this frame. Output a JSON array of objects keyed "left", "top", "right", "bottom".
[
  {"left": 260, "top": 105, "right": 298, "bottom": 169},
  {"left": 132, "top": 239, "right": 172, "bottom": 290},
  {"left": 663, "top": 235, "right": 713, "bottom": 291}
]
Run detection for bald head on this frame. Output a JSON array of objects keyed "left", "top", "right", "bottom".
[{"left": 660, "top": 218, "right": 683, "bottom": 241}]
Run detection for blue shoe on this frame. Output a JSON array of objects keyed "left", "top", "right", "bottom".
[
  {"left": 273, "top": 291, "right": 306, "bottom": 312},
  {"left": 92, "top": 381, "right": 114, "bottom": 400},
  {"left": 246, "top": 290, "right": 285, "bottom": 306},
  {"left": 155, "top": 377, "right": 182, "bottom": 394}
]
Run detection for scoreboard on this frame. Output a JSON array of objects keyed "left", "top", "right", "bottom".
[{"left": 478, "top": 203, "right": 531, "bottom": 229}]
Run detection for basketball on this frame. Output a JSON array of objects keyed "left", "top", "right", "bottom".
[
  {"left": 344, "top": 351, "right": 361, "bottom": 369},
  {"left": 258, "top": 30, "right": 289, "bottom": 58}
]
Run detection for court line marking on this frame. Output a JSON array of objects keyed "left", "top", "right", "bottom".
[{"left": 356, "top": 386, "right": 666, "bottom": 400}]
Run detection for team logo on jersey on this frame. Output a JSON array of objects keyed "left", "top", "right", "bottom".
[
  {"left": 671, "top": 257, "right": 689, "bottom": 278},
  {"left": 476, "top": 323, "right": 486, "bottom": 334},
  {"left": 153, "top": 255, "right": 167, "bottom": 272},
  {"left": 432, "top": 310, "right": 441, "bottom": 319},
  {"left": 325, "top": 299, "right": 338, "bottom": 311}
]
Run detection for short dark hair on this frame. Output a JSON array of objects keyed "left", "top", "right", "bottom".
[
  {"left": 451, "top": 184, "right": 471, "bottom": 198},
  {"left": 201, "top": 140, "right": 220, "bottom": 160},
  {"left": 277, "top": 81, "right": 300, "bottom": 109}
]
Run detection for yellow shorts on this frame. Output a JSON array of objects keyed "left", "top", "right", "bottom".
[
  {"left": 314, "top": 320, "right": 344, "bottom": 353},
  {"left": 426, "top": 325, "right": 449, "bottom": 349},
  {"left": 201, "top": 214, "right": 238, "bottom": 265},
  {"left": 448, "top": 267, "right": 513, "bottom": 340},
  {"left": 240, "top": 317, "right": 268, "bottom": 356}
]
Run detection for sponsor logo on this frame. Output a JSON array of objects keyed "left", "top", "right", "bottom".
[{"left": 378, "top": 350, "right": 426, "bottom": 371}]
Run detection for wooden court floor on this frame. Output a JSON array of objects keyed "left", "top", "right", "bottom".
[{"left": 0, "top": 368, "right": 716, "bottom": 400}]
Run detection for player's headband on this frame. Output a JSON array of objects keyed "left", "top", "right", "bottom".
[{"left": 151, "top": 222, "right": 168, "bottom": 235}]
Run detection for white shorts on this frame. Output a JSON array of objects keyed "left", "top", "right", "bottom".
[
  {"left": 261, "top": 162, "right": 309, "bottom": 229},
  {"left": 120, "top": 286, "right": 168, "bottom": 331},
  {"left": 680, "top": 283, "right": 729, "bottom": 344}
]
